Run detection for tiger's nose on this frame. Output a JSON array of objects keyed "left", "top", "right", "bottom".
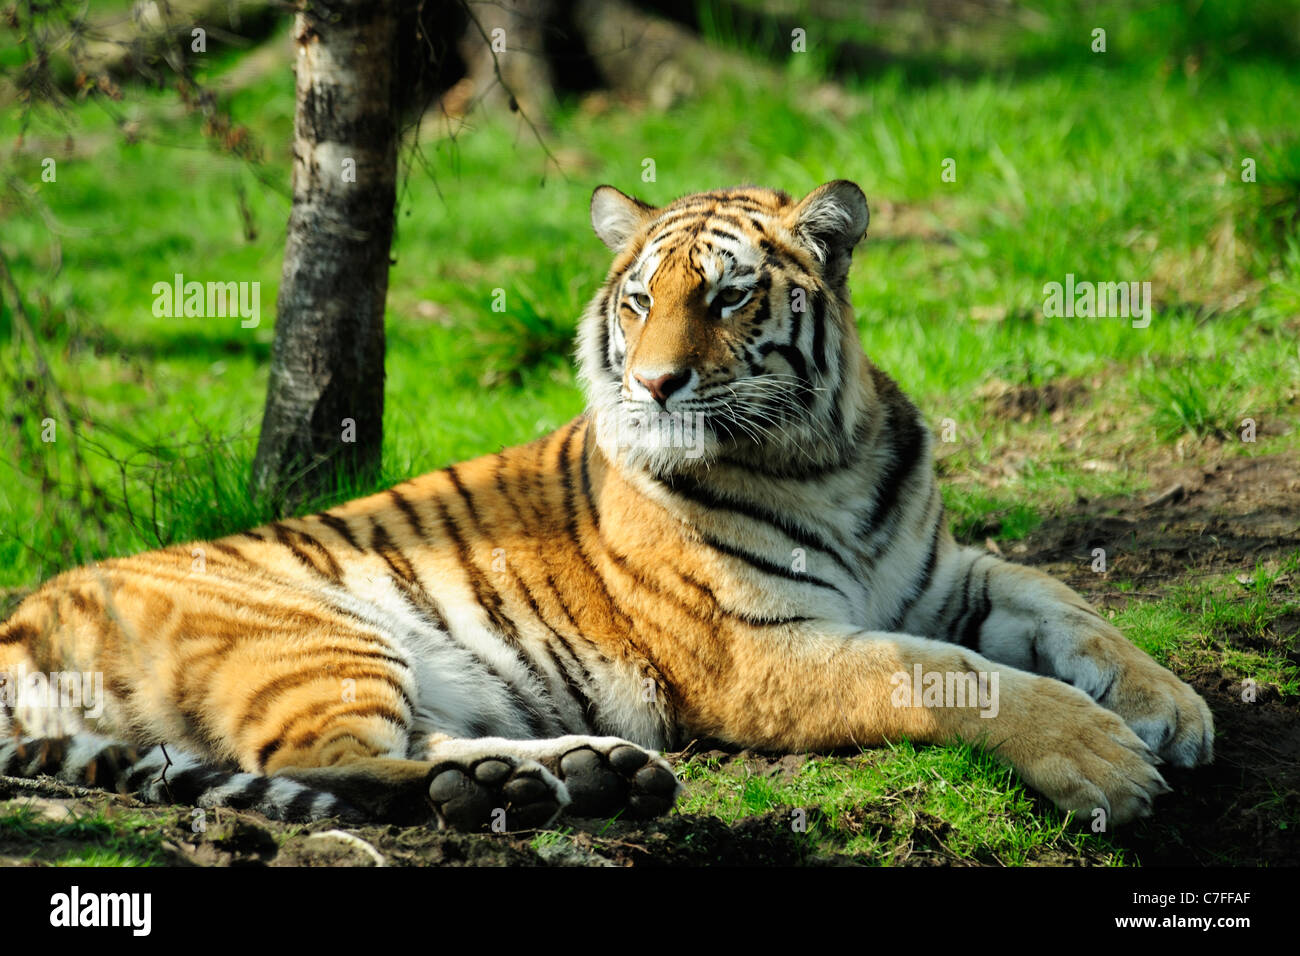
[{"left": 634, "top": 370, "right": 692, "bottom": 406}]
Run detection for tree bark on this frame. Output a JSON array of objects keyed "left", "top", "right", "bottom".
[{"left": 252, "top": 0, "right": 397, "bottom": 510}]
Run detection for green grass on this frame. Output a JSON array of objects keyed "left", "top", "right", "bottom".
[
  {"left": 0, "top": 802, "right": 169, "bottom": 866},
  {"left": 529, "top": 825, "right": 576, "bottom": 855},
  {"left": 1115, "top": 553, "right": 1300, "bottom": 698},
  {"left": 946, "top": 490, "right": 1043, "bottom": 544},
  {"left": 1142, "top": 363, "right": 1236, "bottom": 441},
  {"left": 671, "top": 742, "right": 1126, "bottom": 865}
]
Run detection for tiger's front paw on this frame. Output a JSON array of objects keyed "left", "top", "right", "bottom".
[
  {"left": 999, "top": 676, "right": 1171, "bottom": 826},
  {"left": 1094, "top": 657, "right": 1214, "bottom": 769}
]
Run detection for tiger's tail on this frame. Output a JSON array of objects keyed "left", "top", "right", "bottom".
[{"left": 0, "top": 733, "right": 363, "bottom": 822}]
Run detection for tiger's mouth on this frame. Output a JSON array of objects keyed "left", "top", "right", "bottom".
[
  {"left": 597, "top": 372, "right": 818, "bottom": 469},
  {"left": 597, "top": 400, "right": 715, "bottom": 463}
]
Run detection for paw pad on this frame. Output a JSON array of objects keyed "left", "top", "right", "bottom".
[
  {"left": 557, "top": 744, "right": 679, "bottom": 820},
  {"left": 428, "top": 758, "right": 563, "bottom": 832}
]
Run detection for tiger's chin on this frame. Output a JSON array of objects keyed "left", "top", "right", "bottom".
[
  {"left": 592, "top": 400, "right": 832, "bottom": 480},
  {"left": 592, "top": 401, "right": 724, "bottom": 476}
]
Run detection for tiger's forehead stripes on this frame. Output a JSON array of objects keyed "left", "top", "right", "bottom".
[
  {"left": 630, "top": 204, "right": 770, "bottom": 294},
  {"left": 625, "top": 253, "right": 662, "bottom": 288}
]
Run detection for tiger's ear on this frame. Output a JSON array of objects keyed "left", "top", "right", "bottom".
[
  {"left": 786, "top": 180, "right": 870, "bottom": 283},
  {"left": 591, "top": 185, "right": 655, "bottom": 251}
]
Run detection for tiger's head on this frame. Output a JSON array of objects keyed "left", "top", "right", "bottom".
[{"left": 577, "top": 181, "right": 872, "bottom": 477}]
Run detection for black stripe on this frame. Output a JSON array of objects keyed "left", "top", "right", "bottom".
[
  {"left": 436, "top": 468, "right": 505, "bottom": 618},
  {"left": 387, "top": 487, "right": 429, "bottom": 540},
  {"left": 885, "top": 506, "right": 945, "bottom": 631},
  {"left": 0, "top": 743, "right": 24, "bottom": 775},
  {"left": 316, "top": 645, "right": 409, "bottom": 672},
  {"left": 125, "top": 755, "right": 160, "bottom": 793},
  {"left": 295, "top": 528, "right": 345, "bottom": 579},
  {"left": 699, "top": 532, "right": 847, "bottom": 598},
  {"left": 387, "top": 574, "right": 451, "bottom": 633},
  {"left": 223, "top": 774, "right": 273, "bottom": 810},
  {"left": 492, "top": 452, "right": 531, "bottom": 525},
  {"left": 600, "top": 293, "right": 616, "bottom": 372},
  {"left": 930, "top": 553, "right": 968, "bottom": 640},
  {"left": 0, "top": 622, "right": 35, "bottom": 646},
  {"left": 542, "top": 575, "right": 608, "bottom": 701},
  {"left": 759, "top": 236, "right": 812, "bottom": 272},
  {"left": 280, "top": 702, "right": 409, "bottom": 754},
  {"left": 772, "top": 345, "right": 813, "bottom": 407},
  {"left": 785, "top": 280, "right": 802, "bottom": 346},
  {"left": 679, "top": 569, "right": 811, "bottom": 627},
  {"left": 748, "top": 280, "right": 771, "bottom": 329},
  {"left": 810, "top": 289, "right": 828, "bottom": 375},
  {"left": 282, "top": 524, "right": 345, "bottom": 581},
  {"left": 957, "top": 565, "right": 993, "bottom": 649},
  {"left": 556, "top": 423, "right": 583, "bottom": 542},
  {"left": 256, "top": 738, "right": 283, "bottom": 771},
  {"left": 707, "top": 212, "right": 754, "bottom": 230},
  {"left": 539, "top": 639, "right": 595, "bottom": 731},
  {"left": 370, "top": 518, "right": 418, "bottom": 584},
  {"left": 316, "top": 512, "right": 362, "bottom": 551},
  {"left": 949, "top": 560, "right": 977, "bottom": 636},
  {"left": 283, "top": 786, "right": 321, "bottom": 821},
  {"left": 241, "top": 667, "right": 415, "bottom": 728},
  {"left": 858, "top": 377, "right": 926, "bottom": 536},
  {"left": 662, "top": 473, "right": 857, "bottom": 580},
  {"left": 578, "top": 422, "right": 600, "bottom": 532},
  {"left": 167, "top": 766, "right": 232, "bottom": 802}
]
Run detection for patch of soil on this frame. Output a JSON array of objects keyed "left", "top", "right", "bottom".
[
  {"left": 1007, "top": 455, "right": 1300, "bottom": 594},
  {"left": 0, "top": 783, "right": 832, "bottom": 867},
  {"left": 1007, "top": 452, "right": 1300, "bottom": 866},
  {"left": 979, "top": 377, "right": 1091, "bottom": 422},
  {"left": 562, "top": 812, "right": 823, "bottom": 867},
  {"left": 1117, "top": 674, "right": 1300, "bottom": 866}
]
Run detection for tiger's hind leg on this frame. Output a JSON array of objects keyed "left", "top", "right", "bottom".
[
  {"left": 277, "top": 749, "right": 569, "bottom": 831},
  {"left": 420, "top": 735, "right": 681, "bottom": 823},
  {"left": 258, "top": 709, "right": 570, "bottom": 830}
]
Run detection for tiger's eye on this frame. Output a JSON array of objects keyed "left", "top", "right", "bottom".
[
  {"left": 717, "top": 288, "right": 747, "bottom": 306},
  {"left": 631, "top": 292, "right": 652, "bottom": 311}
]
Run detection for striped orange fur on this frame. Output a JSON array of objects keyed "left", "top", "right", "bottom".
[{"left": 0, "top": 182, "right": 1212, "bottom": 829}]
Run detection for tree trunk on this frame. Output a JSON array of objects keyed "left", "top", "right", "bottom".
[{"left": 252, "top": 0, "right": 397, "bottom": 511}]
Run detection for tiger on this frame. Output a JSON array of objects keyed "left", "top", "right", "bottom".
[{"left": 0, "top": 180, "right": 1213, "bottom": 833}]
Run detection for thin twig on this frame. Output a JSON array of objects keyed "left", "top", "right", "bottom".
[{"left": 455, "top": 0, "right": 566, "bottom": 185}]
